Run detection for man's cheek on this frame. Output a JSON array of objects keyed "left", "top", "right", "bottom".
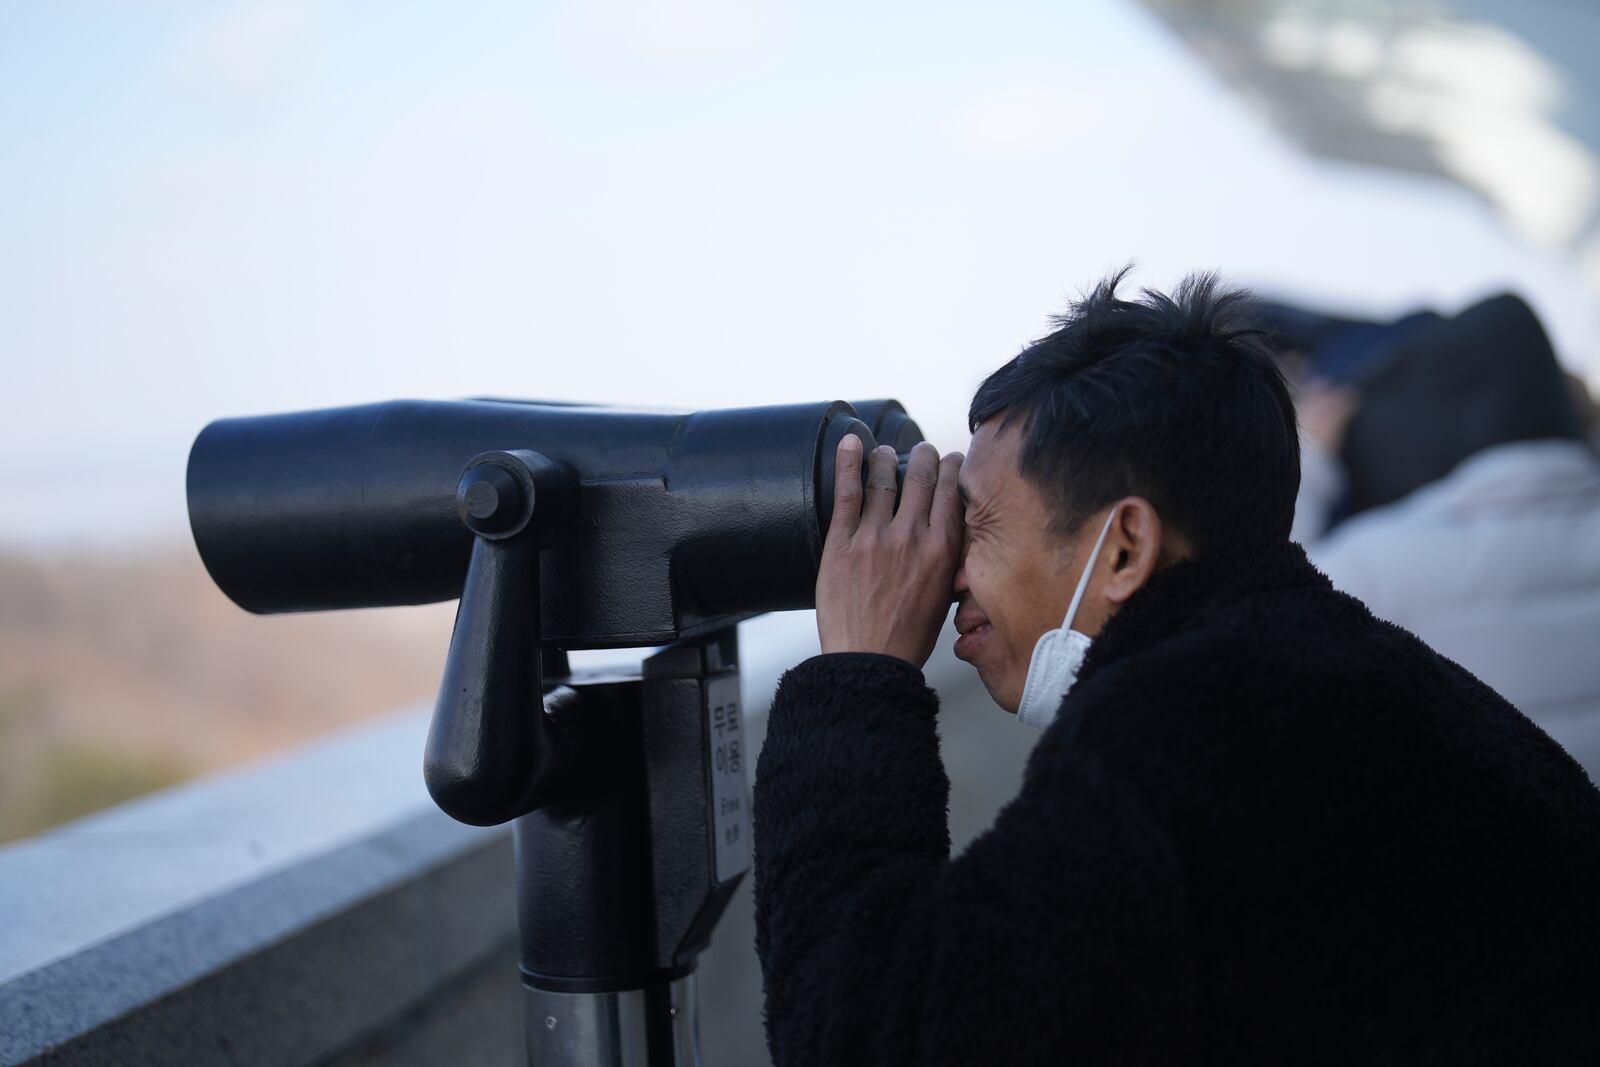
[{"left": 995, "top": 630, "right": 1027, "bottom": 692}]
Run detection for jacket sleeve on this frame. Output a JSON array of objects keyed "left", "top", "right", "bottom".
[{"left": 753, "top": 653, "right": 1194, "bottom": 1066}]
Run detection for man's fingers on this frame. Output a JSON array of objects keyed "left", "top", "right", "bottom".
[
  {"left": 893, "top": 442, "right": 940, "bottom": 529},
  {"left": 930, "top": 451, "right": 964, "bottom": 538},
  {"left": 830, "top": 434, "right": 865, "bottom": 539},
  {"left": 861, "top": 445, "right": 900, "bottom": 525}
]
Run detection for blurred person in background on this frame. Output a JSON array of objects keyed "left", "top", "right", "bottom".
[
  {"left": 1279, "top": 295, "right": 1600, "bottom": 781},
  {"left": 752, "top": 272, "right": 1600, "bottom": 1066}
]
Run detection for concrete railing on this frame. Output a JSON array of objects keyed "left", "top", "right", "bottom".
[{"left": 0, "top": 614, "right": 1035, "bottom": 1066}]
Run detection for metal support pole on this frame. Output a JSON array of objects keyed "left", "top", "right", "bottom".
[
  {"left": 515, "top": 629, "right": 748, "bottom": 1066},
  {"left": 524, "top": 975, "right": 699, "bottom": 1066}
]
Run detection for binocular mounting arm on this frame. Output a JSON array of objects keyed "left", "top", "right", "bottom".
[{"left": 424, "top": 449, "right": 574, "bottom": 826}]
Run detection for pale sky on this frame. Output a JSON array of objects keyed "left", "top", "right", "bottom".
[{"left": 2, "top": 0, "right": 1595, "bottom": 549}]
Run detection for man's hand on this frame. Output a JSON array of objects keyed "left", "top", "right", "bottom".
[{"left": 816, "top": 435, "right": 964, "bottom": 669}]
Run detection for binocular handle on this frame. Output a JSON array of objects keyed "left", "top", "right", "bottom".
[{"left": 424, "top": 450, "right": 575, "bottom": 826}]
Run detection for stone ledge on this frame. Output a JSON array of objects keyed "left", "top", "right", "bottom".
[
  {"left": 0, "top": 710, "right": 450, "bottom": 991},
  {"left": 0, "top": 702, "right": 517, "bottom": 1067},
  {"left": 0, "top": 804, "right": 512, "bottom": 1065}
]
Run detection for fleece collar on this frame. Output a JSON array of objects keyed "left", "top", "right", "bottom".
[{"left": 1075, "top": 541, "right": 1332, "bottom": 690}]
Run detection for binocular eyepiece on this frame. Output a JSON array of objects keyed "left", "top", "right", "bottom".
[{"left": 187, "top": 397, "right": 923, "bottom": 648}]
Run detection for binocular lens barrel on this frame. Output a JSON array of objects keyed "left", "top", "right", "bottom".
[{"left": 187, "top": 398, "right": 921, "bottom": 648}]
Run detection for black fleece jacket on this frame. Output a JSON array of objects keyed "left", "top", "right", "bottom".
[{"left": 753, "top": 543, "right": 1600, "bottom": 1065}]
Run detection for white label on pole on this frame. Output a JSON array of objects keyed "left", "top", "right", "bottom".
[{"left": 706, "top": 673, "right": 751, "bottom": 883}]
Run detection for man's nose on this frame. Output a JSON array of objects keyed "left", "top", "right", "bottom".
[{"left": 951, "top": 535, "right": 971, "bottom": 600}]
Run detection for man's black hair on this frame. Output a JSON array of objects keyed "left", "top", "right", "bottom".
[{"left": 968, "top": 268, "right": 1300, "bottom": 553}]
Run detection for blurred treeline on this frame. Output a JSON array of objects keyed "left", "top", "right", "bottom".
[{"left": 0, "top": 550, "right": 454, "bottom": 844}]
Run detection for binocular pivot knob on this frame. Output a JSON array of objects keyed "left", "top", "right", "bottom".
[{"left": 454, "top": 450, "right": 570, "bottom": 546}]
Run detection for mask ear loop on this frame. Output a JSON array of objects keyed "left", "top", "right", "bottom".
[{"left": 1061, "top": 508, "right": 1119, "bottom": 632}]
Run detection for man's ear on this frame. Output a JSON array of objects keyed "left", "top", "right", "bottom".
[{"left": 1103, "top": 497, "right": 1164, "bottom": 605}]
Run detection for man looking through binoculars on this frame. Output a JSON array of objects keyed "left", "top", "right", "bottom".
[{"left": 752, "top": 271, "right": 1600, "bottom": 1064}]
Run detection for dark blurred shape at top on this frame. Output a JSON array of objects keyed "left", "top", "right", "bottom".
[
  {"left": 1263, "top": 293, "right": 1584, "bottom": 517},
  {"left": 1137, "top": 0, "right": 1600, "bottom": 256}
]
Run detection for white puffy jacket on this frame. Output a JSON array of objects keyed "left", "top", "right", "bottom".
[{"left": 1294, "top": 438, "right": 1600, "bottom": 783}]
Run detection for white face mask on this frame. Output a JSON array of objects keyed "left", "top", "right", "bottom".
[{"left": 1015, "top": 509, "right": 1118, "bottom": 730}]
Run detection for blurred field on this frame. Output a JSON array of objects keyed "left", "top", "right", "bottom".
[{"left": 0, "top": 548, "right": 456, "bottom": 844}]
